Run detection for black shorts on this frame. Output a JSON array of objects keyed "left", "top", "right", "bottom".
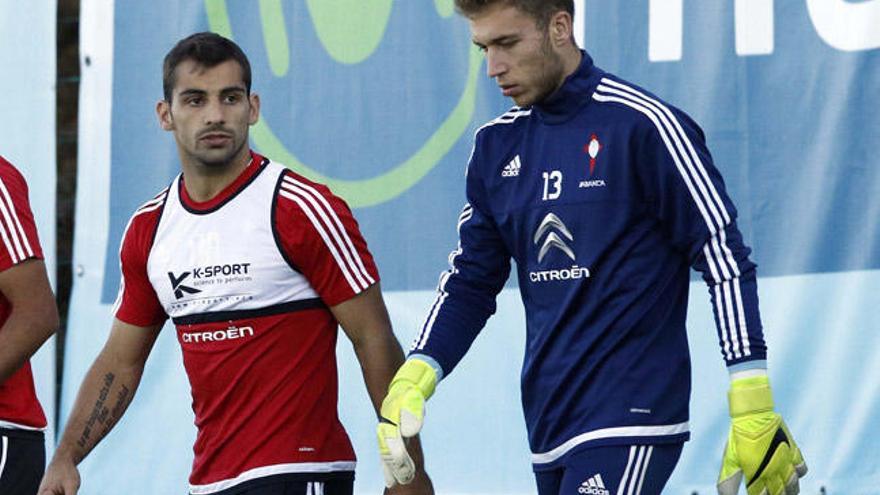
[
  {"left": 0, "top": 428, "right": 45, "bottom": 495},
  {"left": 208, "top": 471, "right": 354, "bottom": 495}
]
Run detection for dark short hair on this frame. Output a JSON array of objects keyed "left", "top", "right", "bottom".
[
  {"left": 162, "top": 32, "right": 252, "bottom": 102},
  {"left": 454, "top": 0, "right": 574, "bottom": 28}
]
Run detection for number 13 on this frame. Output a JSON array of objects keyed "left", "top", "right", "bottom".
[{"left": 542, "top": 171, "right": 562, "bottom": 201}]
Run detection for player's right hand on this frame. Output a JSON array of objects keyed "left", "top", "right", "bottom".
[
  {"left": 377, "top": 358, "right": 437, "bottom": 488},
  {"left": 38, "top": 458, "right": 81, "bottom": 494}
]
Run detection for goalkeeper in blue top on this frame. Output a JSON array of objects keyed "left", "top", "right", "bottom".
[{"left": 377, "top": 1, "right": 807, "bottom": 494}]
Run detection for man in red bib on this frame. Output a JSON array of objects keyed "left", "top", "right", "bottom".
[{"left": 39, "top": 33, "right": 432, "bottom": 495}]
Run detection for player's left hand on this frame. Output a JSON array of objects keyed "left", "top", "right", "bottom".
[{"left": 717, "top": 376, "right": 807, "bottom": 495}]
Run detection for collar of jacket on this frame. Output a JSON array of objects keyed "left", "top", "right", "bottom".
[{"left": 532, "top": 50, "right": 603, "bottom": 125}]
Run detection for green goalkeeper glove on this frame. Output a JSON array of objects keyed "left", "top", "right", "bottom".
[
  {"left": 377, "top": 358, "right": 437, "bottom": 487},
  {"left": 717, "top": 376, "right": 807, "bottom": 495}
]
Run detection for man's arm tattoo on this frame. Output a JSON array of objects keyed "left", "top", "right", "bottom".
[{"left": 76, "top": 372, "right": 130, "bottom": 450}]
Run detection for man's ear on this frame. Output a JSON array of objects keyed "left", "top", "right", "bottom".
[
  {"left": 548, "top": 10, "right": 574, "bottom": 47},
  {"left": 248, "top": 92, "right": 261, "bottom": 125},
  {"left": 157, "top": 99, "right": 174, "bottom": 131}
]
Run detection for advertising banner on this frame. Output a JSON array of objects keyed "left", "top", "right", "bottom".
[{"left": 67, "top": 1, "right": 879, "bottom": 492}]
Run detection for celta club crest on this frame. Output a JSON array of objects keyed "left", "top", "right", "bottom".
[{"left": 583, "top": 133, "right": 602, "bottom": 175}]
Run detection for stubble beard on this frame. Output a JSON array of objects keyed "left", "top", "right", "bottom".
[
  {"left": 532, "top": 37, "right": 566, "bottom": 105},
  {"left": 192, "top": 134, "right": 248, "bottom": 171},
  {"left": 513, "top": 35, "right": 566, "bottom": 108}
]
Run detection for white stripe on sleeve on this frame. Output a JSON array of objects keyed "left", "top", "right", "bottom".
[
  {"left": 414, "top": 204, "right": 472, "bottom": 351},
  {"left": 599, "top": 78, "right": 732, "bottom": 226},
  {"left": 0, "top": 218, "right": 18, "bottom": 264},
  {"left": 111, "top": 191, "right": 169, "bottom": 315},
  {"left": 722, "top": 280, "right": 742, "bottom": 359},
  {"left": 594, "top": 80, "right": 751, "bottom": 360},
  {"left": 733, "top": 278, "right": 751, "bottom": 356},
  {"left": 282, "top": 177, "right": 374, "bottom": 289},
  {"left": 279, "top": 189, "right": 361, "bottom": 293},
  {"left": 0, "top": 189, "right": 26, "bottom": 262},
  {"left": 0, "top": 178, "right": 34, "bottom": 259}
]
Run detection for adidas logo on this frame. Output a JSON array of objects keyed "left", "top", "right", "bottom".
[
  {"left": 578, "top": 473, "right": 610, "bottom": 495},
  {"left": 502, "top": 155, "right": 522, "bottom": 177}
]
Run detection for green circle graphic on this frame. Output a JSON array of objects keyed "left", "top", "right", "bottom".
[{"left": 204, "top": 0, "right": 482, "bottom": 207}]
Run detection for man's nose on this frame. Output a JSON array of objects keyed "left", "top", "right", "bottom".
[
  {"left": 203, "top": 99, "right": 225, "bottom": 125},
  {"left": 486, "top": 48, "right": 508, "bottom": 79}
]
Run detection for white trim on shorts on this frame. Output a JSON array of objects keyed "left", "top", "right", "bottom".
[
  {"left": 189, "top": 461, "right": 355, "bottom": 494},
  {"left": 616, "top": 445, "right": 655, "bottom": 495},
  {"left": 0, "top": 420, "right": 46, "bottom": 431},
  {"left": 531, "top": 422, "right": 688, "bottom": 465},
  {"left": 305, "top": 481, "right": 325, "bottom": 495},
  {"left": 0, "top": 435, "right": 8, "bottom": 482}
]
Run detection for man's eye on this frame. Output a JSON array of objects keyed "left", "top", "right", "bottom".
[
  {"left": 186, "top": 97, "right": 203, "bottom": 106},
  {"left": 224, "top": 95, "right": 240, "bottom": 104}
]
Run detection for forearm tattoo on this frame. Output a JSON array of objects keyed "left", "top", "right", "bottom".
[{"left": 76, "top": 372, "right": 131, "bottom": 450}]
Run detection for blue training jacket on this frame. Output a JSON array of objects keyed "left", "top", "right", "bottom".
[{"left": 410, "top": 52, "right": 767, "bottom": 469}]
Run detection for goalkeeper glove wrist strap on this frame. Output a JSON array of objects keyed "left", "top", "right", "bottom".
[
  {"left": 728, "top": 376, "right": 775, "bottom": 417},
  {"left": 392, "top": 358, "right": 437, "bottom": 400}
]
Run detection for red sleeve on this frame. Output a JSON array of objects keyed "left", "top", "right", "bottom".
[
  {"left": 0, "top": 158, "right": 44, "bottom": 272},
  {"left": 275, "top": 172, "right": 380, "bottom": 307},
  {"left": 113, "top": 201, "right": 168, "bottom": 327}
]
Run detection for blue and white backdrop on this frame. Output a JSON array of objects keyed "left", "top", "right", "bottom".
[{"left": 53, "top": 0, "right": 880, "bottom": 493}]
